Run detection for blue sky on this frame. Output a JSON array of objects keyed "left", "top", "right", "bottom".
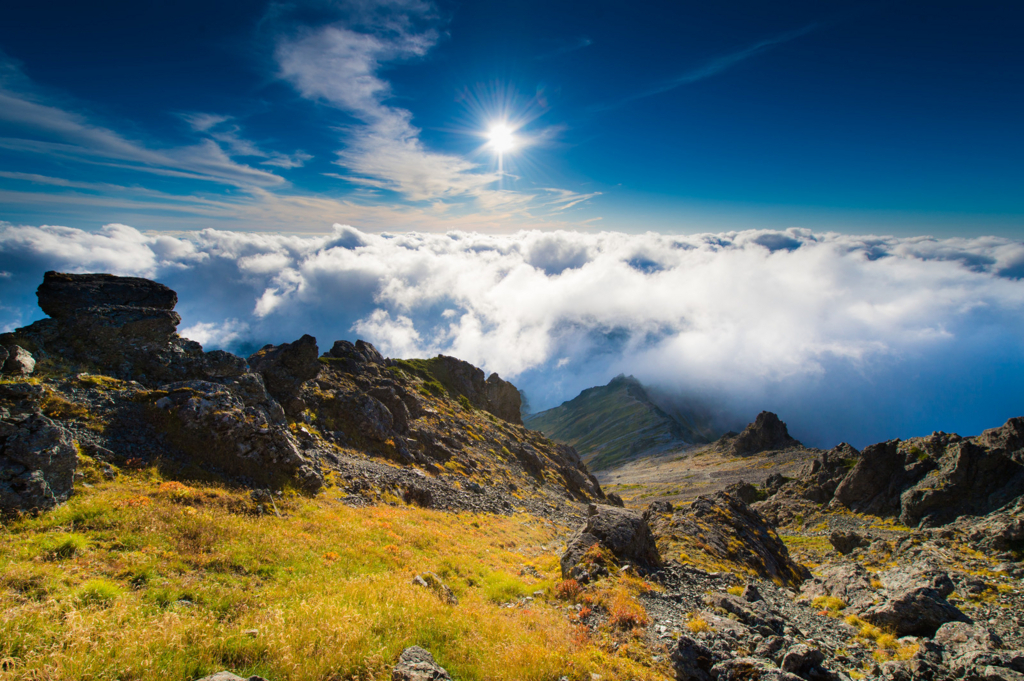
[{"left": 1, "top": 0, "right": 1022, "bottom": 235}]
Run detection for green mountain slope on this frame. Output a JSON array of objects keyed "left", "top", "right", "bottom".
[{"left": 524, "top": 375, "right": 714, "bottom": 471}]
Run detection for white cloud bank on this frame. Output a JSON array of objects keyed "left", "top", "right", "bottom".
[{"left": 3, "top": 222, "right": 1024, "bottom": 448}]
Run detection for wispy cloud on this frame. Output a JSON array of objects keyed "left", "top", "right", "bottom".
[
  {"left": 594, "top": 24, "right": 820, "bottom": 111},
  {"left": 535, "top": 37, "right": 594, "bottom": 61}
]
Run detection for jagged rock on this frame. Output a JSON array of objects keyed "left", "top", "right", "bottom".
[
  {"left": 826, "top": 420, "right": 1024, "bottom": 528},
  {"left": 560, "top": 505, "right": 660, "bottom": 578},
  {"left": 728, "top": 412, "right": 801, "bottom": 455},
  {"left": 862, "top": 566, "right": 969, "bottom": 636},
  {"left": 0, "top": 346, "right": 7, "bottom": 369},
  {"left": 412, "top": 572, "right": 458, "bottom": 605},
  {"left": 36, "top": 271, "right": 177, "bottom": 318},
  {"left": 763, "top": 473, "right": 787, "bottom": 495},
  {"left": 2, "top": 346, "right": 35, "bottom": 376},
  {"left": 153, "top": 378, "right": 322, "bottom": 493},
  {"left": 606, "top": 492, "right": 625, "bottom": 507},
  {"left": 0, "top": 413, "right": 78, "bottom": 512},
  {"left": 711, "top": 657, "right": 803, "bottom": 681},
  {"left": 648, "top": 491, "right": 810, "bottom": 587},
  {"left": 670, "top": 635, "right": 720, "bottom": 681},
  {"left": 725, "top": 481, "right": 761, "bottom": 505},
  {"left": 779, "top": 644, "right": 825, "bottom": 676},
  {"left": 248, "top": 335, "right": 321, "bottom": 412},
  {"left": 742, "top": 583, "right": 763, "bottom": 602},
  {"left": 426, "top": 355, "right": 523, "bottom": 425},
  {"left": 829, "top": 530, "right": 868, "bottom": 555},
  {"left": 323, "top": 339, "right": 386, "bottom": 375},
  {"left": 391, "top": 646, "right": 452, "bottom": 681},
  {"left": 647, "top": 500, "right": 674, "bottom": 515},
  {"left": 956, "top": 497, "right": 1024, "bottom": 553}
]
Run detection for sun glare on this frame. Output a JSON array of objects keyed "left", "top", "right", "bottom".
[{"left": 487, "top": 123, "right": 516, "bottom": 154}]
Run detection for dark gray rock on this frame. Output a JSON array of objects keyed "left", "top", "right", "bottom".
[
  {"left": 780, "top": 644, "right": 825, "bottom": 676},
  {"left": 36, "top": 271, "right": 177, "bottom": 318},
  {"left": 829, "top": 530, "right": 868, "bottom": 555},
  {"left": 2, "top": 345, "right": 35, "bottom": 376},
  {"left": 862, "top": 566, "right": 969, "bottom": 637},
  {"left": 391, "top": 646, "right": 452, "bottom": 681},
  {"left": 670, "top": 635, "right": 720, "bottom": 681},
  {"left": 248, "top": 335, "right": 321, "bottom": 411},
  {"left": 606, "top": 492, "right": 625, "bottom": 507},
  {"left": 729, "top": 412, "right": 801, "bottom": 455},
  {"left": 560, "top": 505, "right": 660, "bottom": 578},
  {"left": 0, "top": 413, "right": 78, "bottom": 512},
  {"left": 648, "top": 491, "right": 810, "bottom": 587},
  {"left": 725, "top": 481, "right": 761, "bottom": 505},
  {"left": 430, "top": 355, "right": 523, "bottom": 425}
]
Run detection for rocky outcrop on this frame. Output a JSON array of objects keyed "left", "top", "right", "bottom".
[
  {"left": 36, "top": 271, "right": 177, "bottom": 318},
  {"left": 671, "top": 635, "right": 721, "bottom": 681},
  {"left": 248, "top": 335, "right": 321, "bottom": 414},
  {"left": 649, "top": 491, "right": 810, "bottom": 587},
  {"left": 561, "top": 504, "right": 660, "bottom": 579},
  {"left": 1, "top": 272, "right": 245, "bottom": 385},
  {"left": 0, "top": 412, "right": 78, "bottom": 512},
  {"left": 152, "top": 376, "right": 324, "bottom": 493},
  {"left": 759, "top": 417, "right": 1024, "bottom": 530},
  {"left": 425, "top": 355, "right": 523, "bottom": 425},
  {"left": 391, "top": 646, "right": 452, "bottom": 681},
  {"left": 723, "top": 412, "right": 802, "bottom": 455}
]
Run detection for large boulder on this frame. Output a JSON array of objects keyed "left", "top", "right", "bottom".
[
  {"left": 2, "top": 346, "right": 36, "bottom": 376},
  {"left": 648, "top": 491, "right": 810, "bottom": 587},
  {"left": 861, "top": 566, "right": 969, "bottom": 637},
  {"left": 0, "top": 413, "right": 78, "bottom": 512},
  {"left": 832, "top": 440, "right": 929, "bottom": 517},
  {"left": 36, "top": 271, "right": 177, "bottom": 318},
  {"left": 391, "top": 646, "right": 452, "bottom": 681},
  {"left": 560, "top": 504, "right": 660, "bottom": 578},
  {"left": 670, "top": 635, "right": 721, "bottom": 681},
  {"left": 728, "top": 412, "right": 801, "bottom": 455}
]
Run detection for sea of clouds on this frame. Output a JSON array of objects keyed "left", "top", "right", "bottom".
[{"left": 2, "top": 221, "right": 1024, "bottom": 449}]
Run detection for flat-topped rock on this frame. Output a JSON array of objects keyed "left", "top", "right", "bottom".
[{"left": 37, "top": 271, "right": 178, "bottom": 318}]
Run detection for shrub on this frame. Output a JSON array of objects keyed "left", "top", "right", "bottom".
[
  {"left": 555, "top": 579, "right": 583, "bottom": 601},
  {"left": 686, "top": 615, "right": 710, "bottom": 633},
  {"left": 811, "top": 595, "right": 846, "bottom": 616}
]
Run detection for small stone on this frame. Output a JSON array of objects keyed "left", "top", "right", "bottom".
[
  {"left": 391, "top": 646, "right": 452, "bottom": 681},
  {"left": 3, "top": 345, "right": 36, "bottom": 376}
]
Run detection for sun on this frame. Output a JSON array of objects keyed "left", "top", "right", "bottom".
[{"left": 486, "top": 123, "right": 516, "bottom": 154}]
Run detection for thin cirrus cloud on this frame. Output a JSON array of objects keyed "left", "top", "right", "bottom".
[
  {"left": 3, "top": 221, "right": 1024, "bottom": 449},
  {"left": 592, "top": 23, "right": 821, "bottom": 111}
]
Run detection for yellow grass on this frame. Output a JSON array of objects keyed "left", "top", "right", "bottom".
[{"left": 0, "top": 471, "right": 666, "bottom": 681}]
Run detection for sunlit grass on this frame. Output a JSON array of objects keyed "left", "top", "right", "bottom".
[{"left": 0, "top": 470, "right": 666, "bottom": 680}]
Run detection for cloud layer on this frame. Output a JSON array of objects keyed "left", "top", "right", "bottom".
[{"left": 3, "top": 222, "right": 1024, "bottom": 449}]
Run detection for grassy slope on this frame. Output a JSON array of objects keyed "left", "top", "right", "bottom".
[
  {"left": 524, "top": 376, "right": 704, "bottom": 472},
  {"left": 0, "top": 466, "right": 668, "bottom": 681}
]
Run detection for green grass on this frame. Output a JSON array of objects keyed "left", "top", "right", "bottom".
[{"left": 0, "top": 472, "right": 666, "bottom": 681}]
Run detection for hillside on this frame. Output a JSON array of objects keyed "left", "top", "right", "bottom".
[
  {"left": 524, "top": 374, "right": 713, "bottom": 471},
  {"left": 5, "top": 272, "right": 1024, "bottom": 681}
]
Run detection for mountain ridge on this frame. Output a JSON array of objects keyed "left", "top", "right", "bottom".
[{"left": 524, "top": 373, "right": 714, "bottom": 471}]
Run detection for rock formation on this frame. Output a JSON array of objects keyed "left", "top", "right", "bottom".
[
  {"left": 560, "top": 503, "right": 661, "bottom": 579},
  {"left": 720, "top": 411, "right": 802, "bottom": 455}
]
